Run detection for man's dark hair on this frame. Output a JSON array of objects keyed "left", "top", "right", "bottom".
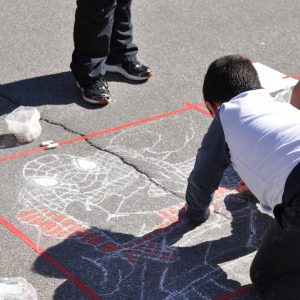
[{"left": 203, "top": 55, "right": 262, "bottom": 104}]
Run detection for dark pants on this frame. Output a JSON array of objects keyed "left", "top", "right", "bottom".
[
  {"left": 250, "top": 194, "right": 300, "bottom": 299},
  {"left": 70, "top": 0, "right": 138, "bottom": 85}
]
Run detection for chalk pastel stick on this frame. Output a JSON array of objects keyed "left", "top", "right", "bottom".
[
  {"left": 40, "top": 140, "right": 54, "bottom": 146},
  {"left": 45, "top": 143, "right": 59, "bottom": 149}
]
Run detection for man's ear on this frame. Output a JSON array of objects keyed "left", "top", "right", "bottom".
[{"left": 205, "top": 101, "right": 219, "bottom": 118}]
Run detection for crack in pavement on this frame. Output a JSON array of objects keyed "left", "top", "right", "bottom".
[
  {"left": 41, "top": 116, "right": 183, "bottom": 200},
  {"left": 0, "top": 93, "right": 183, "bottom": 199},
  {"left": 88, "top": 140, "right": 183, "bottom": 200}
]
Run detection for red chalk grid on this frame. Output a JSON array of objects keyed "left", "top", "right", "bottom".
[
  {"left": 0, "top": 102, "right": 207, "bottom": 163},
  {"left": 1, "top": 66, "right": 297, "bottom": 298},
  {"left": 0, "top": 216, "right": 102, "bottom": 300},
  {"left": 0, "top": 101, "right": 210, "bottom": 299}
]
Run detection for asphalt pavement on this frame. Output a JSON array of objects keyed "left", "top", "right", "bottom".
[{"left": 0, "top": 0, "right": 300, "bottom": 299}]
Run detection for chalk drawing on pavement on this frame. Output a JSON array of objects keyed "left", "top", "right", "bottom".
[{"left": 17, "top": 115, "right": 269, "bottom": 298}]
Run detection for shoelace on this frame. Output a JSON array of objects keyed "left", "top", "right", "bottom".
[{"left": 87, "top": 77, "right": 108, "bottom": 90}]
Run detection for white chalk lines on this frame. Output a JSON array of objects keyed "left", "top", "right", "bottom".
[{"left": 16, "top": 115, "right": 267, "bottom": 298}]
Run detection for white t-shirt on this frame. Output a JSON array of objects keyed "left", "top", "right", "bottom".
[{"left": 219, "top": 89, "right": 300, "bottom": 212}]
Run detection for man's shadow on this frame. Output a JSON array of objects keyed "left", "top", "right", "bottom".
[
  {"left": 0, "top": 71, "right": 148, "bottom": 116},
  {"left": 32, "top": 192, "right": 271, "bottom": 299},
  {"left": 0, "top": 134, "right": 23, "bottom": 149},
  {"left": 0, "top": 71, "right": 148, "bottom": 148}
]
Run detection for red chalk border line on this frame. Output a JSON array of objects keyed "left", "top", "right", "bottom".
[
  {"left": 1, "top": 65, "right": 298, "bottom": 298},
  {"left": 0, "top": 102, "right": 209, "bottom": 299},
  {"left": 0, "top": 102, "right": 208, "bottom": 164},
  {"left": 0, "top": 102, "right": 252, "bottom": 299},
  {"left": 0, "top": 214, "right": 255, "bottom": 300},
  {"left": 0, "top": 216, "right": 102, "bottom": 300},
  {"left": 214, "top": 284, "right": 254, "bottom": 300},
  {"left": 1, "top": 68, "right": 298, "bottom": 164}
]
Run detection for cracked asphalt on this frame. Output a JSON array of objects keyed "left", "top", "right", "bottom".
[{"left": 1, "top": 0, "right": 300, "bottom": 299}]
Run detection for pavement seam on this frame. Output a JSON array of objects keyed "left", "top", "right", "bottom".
[
  {"left": 0, "top": 94, "right": 183, "bottom": 199},
  {"left": 40, "top": 117, "right": 183, "bottom": 200},
  {"left": 88, "top": 139, "right": 183, "bottom": 199}
]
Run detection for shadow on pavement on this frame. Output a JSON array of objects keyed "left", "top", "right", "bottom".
[
  {"left": 0, "top": 72, "right": 148, "bottom": 116},
  {"left": 32, "top": 195, "right": 271, "bottom": 299},
  {"left": 0, "top": 134, "right": 22, "bottom": 149}
]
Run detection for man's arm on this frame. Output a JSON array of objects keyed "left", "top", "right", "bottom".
[{"left": 185, "top": 115, "right": 230, "bottom": 225}]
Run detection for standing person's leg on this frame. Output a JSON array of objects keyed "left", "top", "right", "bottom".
[
  {"left": 70, "top": 0, "right": 116, "bottom": 104},
  {"left": 106, "top": 0, "right": 153, "bottom": 80},
  {"left": 108, "top": 0, "right": 138, "bottom": 64},
  {"left": 250, "top": 197, "right": 300, "bottom": 299}
]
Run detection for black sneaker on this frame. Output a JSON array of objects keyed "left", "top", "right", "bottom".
[
  {"left": 106, "top": 60, "right": 153, "bottom": 81},
  {"left": 76, "top": 77, "right": 111, "bottom": 105}
]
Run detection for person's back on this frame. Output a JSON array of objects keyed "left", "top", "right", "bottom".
[
  {"left": 185, "top": 54, "right": 300, "bottom": 298},
  {"left": 219, "top": 88, "right": 300, "bottom": 212}
]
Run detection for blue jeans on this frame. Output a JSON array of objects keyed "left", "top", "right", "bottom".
[
  {"left": 250, "top": 193, "right": 300, "bottom": 299},
  {"left": 71, "top": 0, "right": 138, "bottom": 85}
]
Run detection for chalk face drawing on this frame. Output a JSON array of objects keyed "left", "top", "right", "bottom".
[{"left": 18, "top": 115, "right": 270, "bottom": 299}]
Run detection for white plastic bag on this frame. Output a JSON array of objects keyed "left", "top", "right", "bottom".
[
  {"left": 5, "top": 106, "right": 42, "bottom": 143},
  {"left": 0, "top": 277, "right": 38, "bottom": 300}
]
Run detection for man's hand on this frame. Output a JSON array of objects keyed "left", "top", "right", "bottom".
[
  {"left": 237, "top": 180, "right": 252, "bottom": 193},
  {"left": 178, "top": 204, "right": 189, "bottom": 221},
  {"left": 208, "top": 204, "right": 214, "bottom": 215},
  {"left": 179, "top": 204, "right": 214, "bottom": 225}
]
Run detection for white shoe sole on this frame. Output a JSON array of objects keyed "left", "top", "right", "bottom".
[
  {"left": 106, "top": 65, "right": 152, "bottom": 81},
  {"left": 75, "top": 81, "right": 111, "bottom": 105}
]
